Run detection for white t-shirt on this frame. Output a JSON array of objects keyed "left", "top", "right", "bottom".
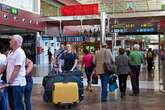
[
  {"left": 6, "top": 47, "right": 26, "bottom": 86},
  {"left": 0, "top": 53, "right": 6, "bottom": 82}
]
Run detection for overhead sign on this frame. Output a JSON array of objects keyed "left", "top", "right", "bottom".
[
  {"left": 11, "top": 7, "right": 18, "bottom": 15},
  {"left": 42, "top": 35, "right": 53, "bottom": 40},
  {"left": 61, "top": 4, "right": 98, "bottom": 16},
  {"left": 57, "top": 36, "right": 84, "bottom": 42},
  {"left": 111, "top": 22, "right": 157, "bottom": 33},
  {"left": 126, "top": 0, "right": 136, "bottom": 12}
]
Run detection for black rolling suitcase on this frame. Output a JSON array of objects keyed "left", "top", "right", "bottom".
[{"left": 42, "top": 70, "right": 84, "bottom": 102}]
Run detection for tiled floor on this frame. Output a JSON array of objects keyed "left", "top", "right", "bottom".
[
  {"left": 31, "top": 55, "right": 165, "bottom": 110},
  {"left": 32, "top": 85, "right": 165, "bottom": 110}
]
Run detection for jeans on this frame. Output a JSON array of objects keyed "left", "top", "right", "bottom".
[
  {"left": 99, "top": 73, "right": 110, "bottom": 101},
  {"left": 0, "top": 82, "right": 8, "bottom": 110},
  {"left": 85, "top": 66, "right": 93, "bottom": 83},
  {"left": 130, "top": 65, "right": 141, "bottom": 94},
  {"left": 8, "top": 86, "right": 25, "bottom": 110},
  {"left": 24, "top": 77, "right": 33, "bottom": 110}
]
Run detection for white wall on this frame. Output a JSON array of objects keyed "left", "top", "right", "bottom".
[{"left": 0, "top": 0, "right": 40, "bottom": 14}]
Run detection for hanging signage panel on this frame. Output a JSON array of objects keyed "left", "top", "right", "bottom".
[
  {"left": 61, "top": 4, "right": 98, "bottom": 16},
  {"left": 111, "top": 22, "right": 157, "bottom": 33},
  {"left": 57, "top": 36, "right": 84, "bottom": 42}
]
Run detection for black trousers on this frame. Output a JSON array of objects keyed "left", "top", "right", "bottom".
[
  {"left": 118, "top": 74, "right": 128, "bottom": 94},
  {"left": 130, "top": 65, "right": 141, "bottom": 94},
  {"left": 147, "top": 58, "right": 153, "bottom": 73}
]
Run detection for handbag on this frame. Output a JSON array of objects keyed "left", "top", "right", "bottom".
[
  {"left": 109, "top": 74, "right": 118, "bottom": 92},
  {"left": 103, "top": 50, "right": 117, "bottom": 74},
  {"left": 92, "top": 71, "right": 98, "bottom": 84},
  {"left": 103, "top": 62, "right": 109, "bottom": 73},
  {"left": 109, "top": 81, "right": 118, "bottom": 92},
  {"left": 109, "top": 62, "right": 117, "bottom": 74}
]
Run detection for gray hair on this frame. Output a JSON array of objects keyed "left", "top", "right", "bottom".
[
  {"left": 13, "top": 34, "right": 23, "bottom": 46},
  {"left": 133, "top": 44, "right": 140, "bottom": 50}
]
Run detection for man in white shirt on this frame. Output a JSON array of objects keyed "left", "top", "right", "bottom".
[
  {"left": 0, "top": 35, "right": 26, "bottom": 110},
  {"left": 0, "top": 52, "right": 8, "bottom": 110}
]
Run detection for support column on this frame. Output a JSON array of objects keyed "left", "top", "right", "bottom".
[
  {"left": 112, "top": 32, "right": 117, "bottom": 59},
  {"left": 59, "top": 20, "right": 63, "bottom": 37},
  {"left": 121, "top": 39, "right": 125, "bottom": 48},
  {"left": 100, "top": 12, "right": 107, "bottom": 45},
  {"left": 80, "top": 19, "right": 83, "bottom": 33},
  {"left": 36, "top": 32, "right": 42, "bottom": 65},
  {"left": 162, "top": 33, "right": 165, "bottom": 90}
]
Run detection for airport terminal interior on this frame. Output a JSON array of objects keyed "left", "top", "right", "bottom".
[{"left": 1, "top": 0, "right": 165, "bottom": 110}]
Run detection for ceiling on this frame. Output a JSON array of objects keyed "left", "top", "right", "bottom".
[
  {"left": 56, "top": 0, "right": 80, "bottom": 5},
  {"left": 2, "top": 0, "right": 165, "bottom": 34},
  {"left": 75, "top": 0, "right": 165, "bottom": 13}
]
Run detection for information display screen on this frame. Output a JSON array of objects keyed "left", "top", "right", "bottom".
[
  {"left": 111, "top": 22, "right": 157, "bottom": 33},
  {"left": 57, "top": 36, "right": 84, "bottom": 42}
]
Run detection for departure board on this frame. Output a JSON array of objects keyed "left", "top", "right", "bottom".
[
  {"left": 111, "top": 22, "right": 157, "bottom": 33},
  {"left": 57, "top": 36, "right": 84, "bottom": 42}
]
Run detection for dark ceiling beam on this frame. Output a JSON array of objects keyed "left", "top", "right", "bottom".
[{"left": 56, "top": 0, "right": 80, "bottom": 6}]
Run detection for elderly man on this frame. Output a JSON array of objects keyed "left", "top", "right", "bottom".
[
  {"left": 129, "top": 44, "right": 144, "bottom": 96},
  {"left": 0, "top": 35, "right": 26, "bottom": 110}
]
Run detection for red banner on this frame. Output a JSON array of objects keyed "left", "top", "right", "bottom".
[
  {"left": 160, "top": 21, "right": 165, "bottom": 29},
  {"left": 61, "top": 4, "right": 98, "bottom": 16}
]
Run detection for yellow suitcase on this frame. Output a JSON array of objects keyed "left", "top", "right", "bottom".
[{"left": 52, "top": 82, "right": 79, "bottom": 104}]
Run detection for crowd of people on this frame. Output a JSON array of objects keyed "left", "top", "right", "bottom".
[
  {"left": 0, "top": 34, "right": 157, "bottom": 110},
  {"left": 49, "top": 42, "right": 158, "bottom": 102}
]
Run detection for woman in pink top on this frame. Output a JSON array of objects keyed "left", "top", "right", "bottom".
[{"left": 82, "top": 49, "right": 94, "bottom": 91}]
